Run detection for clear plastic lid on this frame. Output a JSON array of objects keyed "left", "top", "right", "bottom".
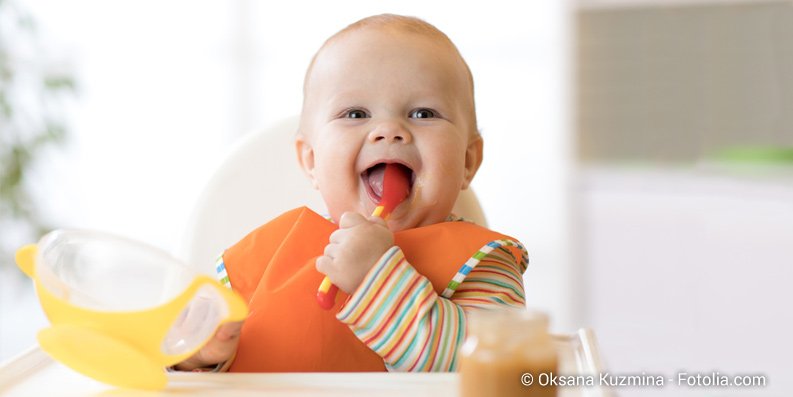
[{"left": 35, "top": 230, "right": 198, "bottom": 312}]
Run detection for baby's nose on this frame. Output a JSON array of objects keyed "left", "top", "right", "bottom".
[{"left": 368, "top": 121, "right": 413, "bottom": 144}]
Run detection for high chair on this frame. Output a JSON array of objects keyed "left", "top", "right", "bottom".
[{"left": 176, "top": 116, "right": 612, "bottom": 396}]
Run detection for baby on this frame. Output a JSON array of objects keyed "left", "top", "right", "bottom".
[{"left": 176, "top": 14, "right": 528, "bottom": 372}]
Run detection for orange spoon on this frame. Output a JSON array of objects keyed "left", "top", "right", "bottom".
[{"left": 316, "top": 163, "right": 410, "bottom": 310}]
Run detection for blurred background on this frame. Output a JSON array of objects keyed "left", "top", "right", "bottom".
[{"left": 1, "top": 0, "right": 791, "bottom": 395}]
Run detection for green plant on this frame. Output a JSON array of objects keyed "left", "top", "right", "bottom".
[{"left": 0, "top": 0, "right": 75, "bottom": 268}]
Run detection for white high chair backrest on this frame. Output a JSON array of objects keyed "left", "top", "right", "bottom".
[{"left": 177, "top": 116, "right": 487, "bottom": 275}]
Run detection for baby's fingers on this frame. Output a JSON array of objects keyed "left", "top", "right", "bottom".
[
  {"left": 215, "top": 320, "right": 243, "bottom": 341},
  {"left": 315, "top": 255, "right": 333, "bottom": 275},
  {"left": 328, "top": 228, "right": 349, "bottom": 244},
  {"left": 175, "top": 321, "right": 243, "bottom": 370},
  {"left": 323, "top": 242, "right": 340, "bottom": 260},
  {"left": 367, "top": 215, "right": 387, "bottom": 227},
  {"left": 339, "top": 212, "right": 367, "bottom": 228}
]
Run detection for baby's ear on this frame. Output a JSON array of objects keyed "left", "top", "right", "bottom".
[
  {"left": 462, "top": 135, "right": 483, "bottom": 190},
  {"left": 295, "top": 134, "right": 319, "bottom": 189}
]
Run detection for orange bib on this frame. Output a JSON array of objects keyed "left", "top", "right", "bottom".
[{"left": 223, "top": 207, "right": 524, "bottom": 372}]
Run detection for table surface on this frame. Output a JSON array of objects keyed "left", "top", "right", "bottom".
[
  {"left": 0, "top": 347, "right": 456, "bottom": 397},
  {"left": 0, "top": 330, "right": 609, "bottom": 397}
]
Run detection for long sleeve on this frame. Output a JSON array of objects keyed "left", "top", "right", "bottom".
[{"left": 336, "top": 243, "right": 526, "bottom": 372}]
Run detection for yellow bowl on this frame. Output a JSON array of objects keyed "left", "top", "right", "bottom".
[{"left": 15, "top": 230, "right": 248, "bottom": 389}]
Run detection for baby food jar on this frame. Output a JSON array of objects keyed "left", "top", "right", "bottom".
[{"left": 459, "top": 308, "right": 558, "bottom": 397}]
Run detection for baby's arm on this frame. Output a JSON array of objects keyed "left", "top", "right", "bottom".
[{"left": 336, "top": 245, "right": 526, "bottom": 372}]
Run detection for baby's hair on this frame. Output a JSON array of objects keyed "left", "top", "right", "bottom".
[
  {"left": 339, "top": 14, "right": 458, "bottom": 46},
  {"left": 301, "top": 14, "right": 478, "bottom": 133}
]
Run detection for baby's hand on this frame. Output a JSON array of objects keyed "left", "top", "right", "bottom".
[
  {"left": 317, "top": 212, "right": 394, "bottom": 294},
  {"left": 173, "top": 320, "right": 243, "bottom": 371}
]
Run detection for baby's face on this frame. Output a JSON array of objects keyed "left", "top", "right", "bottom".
[{"left": 296, "top": 28, "right": 481, "bottom": 231}]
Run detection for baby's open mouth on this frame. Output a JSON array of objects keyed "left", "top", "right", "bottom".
[{"left": 361, "top": 162, "right": 414, "bottom": 204}]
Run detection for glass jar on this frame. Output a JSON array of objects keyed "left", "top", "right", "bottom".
[{"left": 459, "top": 308, "right": 558, "bottom": 397}]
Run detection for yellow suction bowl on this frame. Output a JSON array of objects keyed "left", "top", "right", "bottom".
[
  {"left": 15, "top": 230, "right": 248, "bottom": 390},
  {"left": 39, "top": 324, "right": 168, "bottom": 389}
]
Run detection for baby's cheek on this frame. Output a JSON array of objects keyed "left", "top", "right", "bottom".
[
  {"left": 410, "top": 178, "right": 445, "bottom": 209},
  {"left": 319, "top": 191, "right": 344, "bottom": 223},
  {"left": 417, "top": 188, "right": 459, "bottom": 225},
  {"left": 316, "top": 170, "right": 358, "bottom": 214}
]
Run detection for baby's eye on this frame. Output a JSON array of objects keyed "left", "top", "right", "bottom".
[
  {"left": 344, "top": 109, "right": 370, "bottom": 119},
  {"left": 410, "top": 108, "right": 436, "bottom": 119}
]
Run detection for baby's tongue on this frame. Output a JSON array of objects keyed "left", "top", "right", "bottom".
[
  {"left": 367, "top": 163, "right": 411, "bottom": 204},
  {"left": 367, "top": 164, "right": 387, "bottom": 199}
]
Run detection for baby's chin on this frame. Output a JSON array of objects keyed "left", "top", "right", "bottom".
[
  {"left": 385, "top": 211, "right": 449, "bottom": 232},
  {"left": 383, "top": 218, "right": 413, "bottom": 233},
  {"left": 326, "top": 200, "right": 449, "bottom": 231}
]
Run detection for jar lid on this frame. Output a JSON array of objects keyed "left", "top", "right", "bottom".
[{"left": 467, "top": 307, "right": 550, "bottom": 339}]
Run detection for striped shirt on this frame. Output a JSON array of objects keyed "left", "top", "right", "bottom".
[
  {"left": 216, "top": 217, "right": 528, "bottom": 372},
  {"left": 335, "top": 241, "right": 527, "bottom": 372}
]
